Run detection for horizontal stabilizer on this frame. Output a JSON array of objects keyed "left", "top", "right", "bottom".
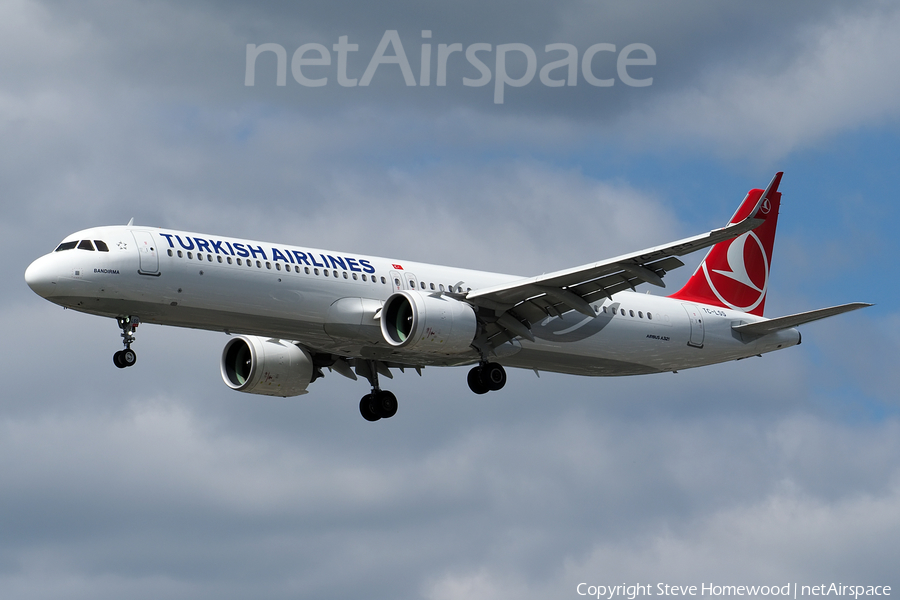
[{"left": 732, "top": 302, "right": 872, "bottom": 336}]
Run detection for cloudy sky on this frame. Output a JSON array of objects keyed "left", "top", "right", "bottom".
[{"left": 3, "top": 1, "right": 899, "bottom": 598}]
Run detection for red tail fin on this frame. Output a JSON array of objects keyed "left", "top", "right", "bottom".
[{"left": 669, "top": 174, "right": 782, "bottom": 316}]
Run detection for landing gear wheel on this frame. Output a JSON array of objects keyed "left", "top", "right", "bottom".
[
  {"left": 375, "top": 390, "right": 398, "bottom": 419},
  {"left": 360, "top": 394, "right": 381, "bottom": 422},
  {"left": 482, "top": 362, "right": 506, "bottom": 391},
  {"left": 122, "top": 349, "right": 137, "bottom": 367},
  {"left": 114, "top": 349, "right": 137, "bottom": 368},
  {"left": 114, "top": 316, "right": 140, "bottom": 370},
  {"left": 467, "top": 366, "right": 489, "bottom": 394}
]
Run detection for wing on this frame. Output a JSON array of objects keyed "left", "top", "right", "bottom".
[{"left": 465, "top": 173, "right": 781, "bottom": 351}]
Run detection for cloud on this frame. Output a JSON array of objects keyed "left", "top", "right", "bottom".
[
  {"left": 424, "top": 416, "right": 900, "bottom": 600},
  {"left": 2, "top": 1, "right": 898, "bottom": 598},
  {"left": 3, "top": 388, "right": 899, "bottom": 599},
  {"left": 621, "top": 5, "right": 900, "bottom": 160},
  {"left": 564, "top": 482, "right": 900, "bottom": 583}
]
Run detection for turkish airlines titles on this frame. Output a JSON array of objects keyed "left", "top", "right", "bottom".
[{"left": 158, "top": 233, "right": 376, "bottom": 274}]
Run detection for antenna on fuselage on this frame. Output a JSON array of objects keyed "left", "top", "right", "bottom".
[{"left": 126, "top": 218, "right": 134, "bottom": 226}]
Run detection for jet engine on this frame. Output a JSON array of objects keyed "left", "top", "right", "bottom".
[
  {"left": 380, "top": 291, "right": 478, "bottom": 354},
  {"left": 220, "top": 336, "right": 314, "bottom": 397}
]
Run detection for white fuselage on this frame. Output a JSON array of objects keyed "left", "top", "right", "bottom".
[{"left": 24, "top": 225, "right": 800, "bottom": 376}]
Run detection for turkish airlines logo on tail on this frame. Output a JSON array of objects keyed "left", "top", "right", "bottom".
[
  {"left": 669, "top": 185, "right": 779, "bottom": 316},
  {"left": 701, "top": 230, "right": 769, "bottom": 312}
]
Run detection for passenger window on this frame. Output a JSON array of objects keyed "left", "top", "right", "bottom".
[
  {"left": 421, "top": 282, "right": 426, "bottom": 289},
  {"left": 343, "top": 272, "right": 348, "bottom": 279},
  {"left": 638, "top": 311, "right": 643, "bottom": 318},
  {"left": 352, "top": 273, "right": 358, "bottom": 280},
  {"left": 55, "top": 241, "right": 78, "bottom": 252},
  {"left": 227, "top": 257, "right": 232, "bottom": 264},
  {"left": 256, "top": 260, "right": 261, "bottom": 268},
  {"left": 167, "top": 249, "right": 173, "bottom": 257},
  {"left": 430, "top": 283, "right": 435, "bottom": 290},
  {"left": 207, "top": 255, "right": 212, "bottom": 262},
  {"left": 648, "top": 313, "right": 653, "bottom": 320},
  {"left": 78, "top": 240, "right": 95, "bottom": 251},
  {"left": 362, "top": 274, "right": 367, "bottom": 281},
  {"left": 314, "top": 268, "right": 320, "bottom": 275},
  {"left": 217, "top": 256, "right": 222, "bottom": 263},
  {"left": 178, "top": 250, "right": 183, "bottom": 258},
  {"left": 394, "top": 278, "right": 401, "bottom": 286},
  {"left": 602, "top": 306, "right": 607, "bottom": 313},
  {"left": 236, "top": 258, "right": 242, "bottom": 265},
  {"left": 187, "top": 252, "right": 193, "bottom": 259},
  {"left": 333, "top": 270, "right": 338, "bottom": 278},
  {"left": 305, "top": 267, "right": 310, "bottom": 274},
  {"left": 440, "top": 284, "right": 445, "bottom": 292},
  {"left": 630, "top": 310, "right": 634, "bottom": 317},
  {"left": 266, "top": 262, "right": 271, "bottom": 269},
  {"left": 324, "top": 270, "right": 330, "bottom": 277},
  {"left": 94, "top": 240, "right": 109, "bottom": 252},
  {"left": 381, "top": 277, "right": 387, "bottom": 284}
]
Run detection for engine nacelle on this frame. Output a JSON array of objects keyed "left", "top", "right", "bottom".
[
  {"left": 220, "top": 336, "right": 314, "bottom": 397},
  {"left": 380, "top": 291, "right": 478, "bottom": 354}
]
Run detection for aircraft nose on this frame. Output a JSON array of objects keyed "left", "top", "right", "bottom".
[{"left": 24, "top": 254, "right": 58, "bottom": 297}]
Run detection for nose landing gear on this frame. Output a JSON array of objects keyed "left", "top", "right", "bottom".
[{"left": 113, "top": 316, "right": 140, "bottom": 369}]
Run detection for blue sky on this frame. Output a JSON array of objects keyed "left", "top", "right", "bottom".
[{"left": 2, "top": 1, "right": 899, "bottom": 598}]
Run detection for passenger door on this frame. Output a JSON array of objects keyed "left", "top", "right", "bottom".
[
  {"left": 131, "top": 230, "right": 159, "bottom": 276},
  {"left": 681, "top": 303, "right": 705, "bottom": 348}
]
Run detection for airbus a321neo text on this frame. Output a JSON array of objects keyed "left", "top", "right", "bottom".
[{"left": 25, "top": 173, "right": 869, "bottom": 421}]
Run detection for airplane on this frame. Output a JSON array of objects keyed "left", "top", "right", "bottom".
[{"left": 24, "top": 172, "right": 869, "bottom": 421}]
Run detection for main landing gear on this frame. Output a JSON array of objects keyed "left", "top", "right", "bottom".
[
  {"left": 467, "top": 362, "right": 507, "bottom": 395},
  {"left": 113, "top": 316, "right": 140, "bottom": 369},
  {"left": 359, "top": 390, "right": 398, "bottom": 422},
  {"left": 358, "top": 360, "right": 398, "bottom": 422}
]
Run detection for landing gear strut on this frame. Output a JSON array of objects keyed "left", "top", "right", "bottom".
[
  {"left": 113, "top": 316, "right": 140, "bottom": 369},
  {"left": 467, "top": 362, "right": 507, "bottom": 394},
  {"left": 358, "top": 360, "right": 398, "bottom": 422}
]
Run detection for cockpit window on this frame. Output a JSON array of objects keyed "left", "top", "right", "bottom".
[
  {"left": 55, "top": 241, "right": 78, "bottom": 252},
  {"left": 94, "top": 240, "right": 109, "bottom": 252},
  {"left": 77, "top": 240, "right": 95, "bottom": 251}
]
